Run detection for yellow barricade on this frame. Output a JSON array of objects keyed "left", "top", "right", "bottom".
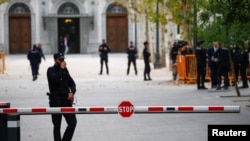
[
  {"left": 0, "top": 51, "right": 6, "bottom": 74},
  {"left": 176, "top": 55, "right": 186, "bottom": 83}
]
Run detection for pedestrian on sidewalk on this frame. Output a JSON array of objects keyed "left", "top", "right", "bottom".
[
  {"left": 58, "top": 36, "right": 65, "bottom": 55},
  {"left": 27, "top": 44, "right": 41, "bottom": 81},
  {"left": 126, "top": 41, "right": 138, "bottom": 75},
  {"left": 143, "top": 41, "right": 152, "bottom": 81},
  {"left": 37, "top": 43, "right": 46, "bottom": 75},
  {"left": 47, "top": 53, "right": 77, "bottom": 141},
  {"left": 98, "top": 39, "right": 111, "bottom": 75}
]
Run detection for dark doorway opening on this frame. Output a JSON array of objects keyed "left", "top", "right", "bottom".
[{"left": 58, "top": 18, "right": 80, "bottom": 53}]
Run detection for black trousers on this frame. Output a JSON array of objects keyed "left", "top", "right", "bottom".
[
  {"left": 209, "top": 65, "right": 218, "bottom": 87},
  {"left": 127, "top": 58, "right": 137, "bottom": 74},
  {"left": 30, "top": 63, "right": 39, "bottom": 78},
  {"left": 217, "top": 64, "right": 230, "bottom": 87},
  {"left": 50, "top": 97, "right": 77, "bottom": 141},
  {"left": 235, "top": 64, "right": 249, "bottom": 86},
  {"left": 100, "top": 57, "right": 109, "bottom": 74},
  {"left": 196, "top": 64, "right": 206, "bottom": 88},
  {"left": 144, "top": 62, "right": 151, "bottom": 79}
]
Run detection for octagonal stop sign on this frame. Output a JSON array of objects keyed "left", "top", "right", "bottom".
[{"left": 118, "top": 101, "right": 134, "bottom": 118}]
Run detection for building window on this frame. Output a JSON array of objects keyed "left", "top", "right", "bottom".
[
  {"left": 58, "top": 2, "right": 80, "bottom": 15},
  {"left": 107, "top": 4, "right": 127, "bottom": 13},
  {"left": 9, "top": 3, "right": 30, "bottom": 14}
]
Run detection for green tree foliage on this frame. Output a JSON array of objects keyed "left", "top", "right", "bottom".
[
  {"left": 0, "top": 0, "right": 8, "bottom": 4},
  {"left": 199, "top": 0, "right": 250, "bottom": 47}
]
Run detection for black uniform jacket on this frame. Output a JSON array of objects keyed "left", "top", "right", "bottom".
[
  {"left": 27, "top": 49, "right": 41, "bottom": 64},
  {"left": 47, "top": 64, "right": 76, "bottom": 97},
  {"left": 143, "top": 48, "right": 151, "bottom": 63},
  {"left": 127, "top": 46, "right": 137, "bottom": 60},
  {"left": 99, "top": 43, "right": 111, "bottom": 59}
]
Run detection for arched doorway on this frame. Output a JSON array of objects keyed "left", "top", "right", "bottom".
[
  {"left": 8, "top": 3, "right": 31, "bottom": 54},
  {"left": 58, "top": 2, "right": 80, "bottom": 54},
  {"left": 106, "top": 4, "right": 128, "bottom": 52}
]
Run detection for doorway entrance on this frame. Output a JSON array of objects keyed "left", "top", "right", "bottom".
[
  {"left": 106, "top": 4, "right": 128, "bottom": 52},
  {"left": 58, "top": 18, "right": 80, "bottom": 53},
  {"left": 8, "top": 3, "right": 31, "bottom": 54}
]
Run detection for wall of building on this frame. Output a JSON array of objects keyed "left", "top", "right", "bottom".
[{"left": 0, "top": 0, "right": 178, "bottom": 57}]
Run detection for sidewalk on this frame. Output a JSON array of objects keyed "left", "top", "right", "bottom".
[{"left": 1, "top": 53, "right": 250, "bottom": 141}]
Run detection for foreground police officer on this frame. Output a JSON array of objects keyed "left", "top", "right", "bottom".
[
  {"left": 195, "top": 40, "right": 207, "bottom": 90},
  {"left": 232, "top": 43, "right": 249, "bottom": 88},
  {"left": 126, "top": 41, "right": 138, "bottom": 75},
  {"left": 47, "top": 53, "right": 77, "bottom": 141},
  {"left": 215, "top": 43, "right": 230, "bottom": 90}
]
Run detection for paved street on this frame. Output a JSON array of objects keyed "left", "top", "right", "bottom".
[{"left": 1, "top": 53, "right": 250, "bottom": 141}]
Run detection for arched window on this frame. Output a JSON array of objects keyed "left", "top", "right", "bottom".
[
  {"left": 9, "top": 3, "right": 30, "bottom": 14},
  {"left": 58, "top": 2, "right": 80, "bottom": 14},
  {"left": 107, "top": 4, "right": 127, "bottom": 14}
]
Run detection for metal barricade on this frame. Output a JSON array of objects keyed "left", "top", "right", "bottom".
[{"left": 176, "top": 54, "right": 250, "bottom": 84}]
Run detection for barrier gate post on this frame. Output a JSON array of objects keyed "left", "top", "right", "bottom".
[
  {"left": 7, "top": 114, "right": 20, "bottom": 141},
  {"left": 0, "top": 102, "right": 10, "bottom": 141}
]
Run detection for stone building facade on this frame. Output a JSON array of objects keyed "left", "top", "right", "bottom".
[{"left": 0, "top": 0, "right": 178, "bottom": 55}]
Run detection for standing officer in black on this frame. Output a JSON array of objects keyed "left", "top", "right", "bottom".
[
  {"left": 215, "top": 43, "right": 230, "bottom": 90},
  {"left": 27, "top": 44, "right": 41, "bottom": 81},
  {"left": 232, "top": 43, "right": 249, "bottom": 88},
  {"left": 98, "top": 39, "right": 111, "bottom": 75},
  {"left": 195, "top": 40, "right": 207, "bottom": 90},
  {"left": 47, "top": 53, "right": 77, "bottom": 141},
  {"left": 126, "top": 41, "right": 138, "bottom": 75},
  {"left": 143, "top": 41, "right": 152, "bottom": 81}
]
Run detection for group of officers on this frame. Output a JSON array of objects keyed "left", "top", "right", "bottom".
[
  {"left": 98, "top": 39, "right": 152, "bottom": 81},
  {"left": 195, "top": 41, "right": 249, "bottom": 90}
]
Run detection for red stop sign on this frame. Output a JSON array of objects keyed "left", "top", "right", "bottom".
[{"left": 118, "top": 101, "right": 134, "bottom": 118}]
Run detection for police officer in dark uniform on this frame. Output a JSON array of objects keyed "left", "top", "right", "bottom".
[
  {"left": 215, "top": 43, "right": 230, "bottom": 90},
  {"left": 47, "top": 53, "right": 77, "bottom": 141},
  {"left": 126, "top": 41, "right": 138, "bottom": 75},
  {"left": 58, "top": 36, "right": 65, "bottom": 55},
  {"left": 232, "top": 43, "right": 249, "bottom": 88},
  {"left": 195, "top": 40, "right": 207, "bottom": 90},
  {"left": 170, "top": 41, "right": 180, "bottom": 65},
  {"left": 27, "top": 44, "right": 41, "bottom": 81},
  {"left": 98, "top": 39, "right": 111, "bottom": 75},
  {"left": 143, "top": 41, "right": 152, "bottom": 81}
]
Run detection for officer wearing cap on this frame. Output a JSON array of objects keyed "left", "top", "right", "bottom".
[
  {"left": 195, "top": 40, "right": 207, "bottom": 90},
  {"left": 232, "top": 43, "right": 249, "bottom": 88},
  {"left": 215, "top": 43, "right": 230, "bottom": 90},
  {"left": 47, "top": 53, "right": 77, "bottom": 141}
]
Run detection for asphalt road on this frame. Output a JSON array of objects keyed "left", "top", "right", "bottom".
[{"left": 1, "top": 54, "right": 250, "bottom": 141}]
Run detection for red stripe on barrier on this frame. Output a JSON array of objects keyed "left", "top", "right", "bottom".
[
  {"left": 90, "top": 107, "right": 105, "bottom": 112},
  {"left": 61, "top": 107, "right": 75, "bottom": 112},
  {"left": 148, "top": 107, "right": 164, "bottom": 112},
  {"left": 178, "top": 106, "right": 194, "bottom": 111},
  {"left": 32, "top": 108, "right": 46, "bottom": 113},
  {"left": 3, "top": 108, "right": 18, "bottom": 113},
  {"left": 208, "top": 106, "right": 224, "bottom": 111}
]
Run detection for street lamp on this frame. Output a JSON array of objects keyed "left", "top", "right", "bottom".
[{"left": 154, "top": 0, "right": 162, "bottom": 69}]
